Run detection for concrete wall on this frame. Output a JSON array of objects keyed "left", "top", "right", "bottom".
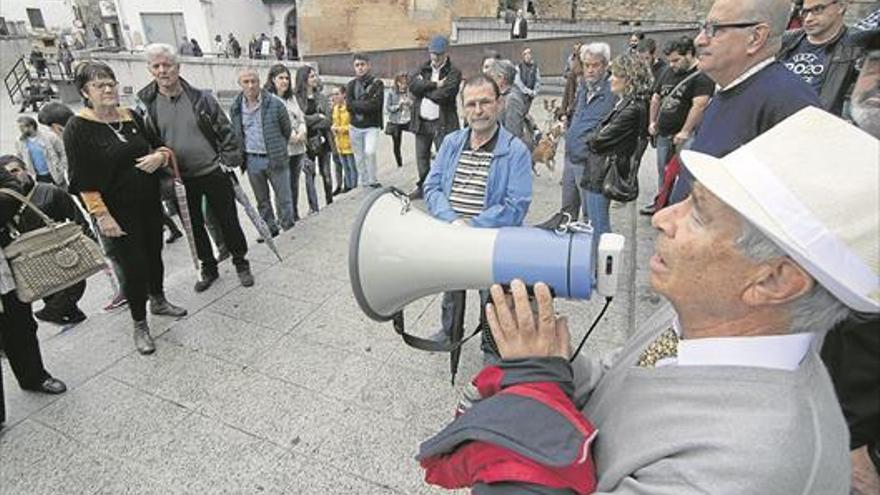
[
  {"left": 0, "top": 0, "right": 78, "bottom": 32},
  {"left": 455, "top": 18, "right": 695, "bottom": 44},
  {"left": 82, "top": 51, "right": 315, "bottom": 104}
]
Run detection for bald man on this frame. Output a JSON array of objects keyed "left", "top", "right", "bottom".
[{"left": 668, "top": 0, "right": 819, "bottom": 203}]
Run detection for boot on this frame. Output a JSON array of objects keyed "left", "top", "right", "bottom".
[
  {"left": 133, "top": 320, "right": 156, "bottom": 355},
  {"left": 149, "top": 294, "right": 188, "bottom": 317}
]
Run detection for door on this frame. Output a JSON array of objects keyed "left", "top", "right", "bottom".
[{"left": 141, "top": 13, "right": 187, "bottom": 47}]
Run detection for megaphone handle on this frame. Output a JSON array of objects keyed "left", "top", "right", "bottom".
[{"left": 390, "top": 309, "right": 484, "bottom": 354}]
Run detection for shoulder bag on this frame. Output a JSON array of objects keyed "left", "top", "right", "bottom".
[{"left": 0, "top": 188, "right": 105, "bottom": 302}]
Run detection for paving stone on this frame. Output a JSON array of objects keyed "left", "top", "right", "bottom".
[
  {"left": 106, "top": 342, "right": 246, "bottom": 410},
  {"left": 255, "top": 263, "right": 348, "bottom": 305},
  {"left": 162, "top": 309, "right": 284, "bottom": 365},
  {"left": 209, "top": 286, "right": 318, "bottom": 332}
]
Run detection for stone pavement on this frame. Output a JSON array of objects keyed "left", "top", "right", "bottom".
[{"left": 0, "top": 95, "right": 665, "bottom": 494}]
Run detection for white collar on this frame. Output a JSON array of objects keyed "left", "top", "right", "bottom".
[
  {"left": 717, "top": 57, "right": 775, "bottom": 92},
  {"left": 658, "top": 317, "right": 815, "bottom": 371}
]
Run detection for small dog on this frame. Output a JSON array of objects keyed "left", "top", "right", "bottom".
[{"left": 532, "top": 100, "right": 564, "bottom": 176}]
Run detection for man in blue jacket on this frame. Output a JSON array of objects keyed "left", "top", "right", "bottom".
[{"left": 423, "top": 75, "right": 532, "bottom": 360}]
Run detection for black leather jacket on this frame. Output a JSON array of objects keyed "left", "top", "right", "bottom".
[
  {"left": 582, "top": 96, "right": 648, "bottom": 193},
  {"left": 778, "top": 27, "right": 861, "bottom": 116},
  {"left": 0, "top": 168, "right": 23, "bottom": 248},
  {"left": 136, "top": 77, "right": 243, "bottom": 170},
  {"left": 408, "top": 58, "right": 462, "bottom": 134}
]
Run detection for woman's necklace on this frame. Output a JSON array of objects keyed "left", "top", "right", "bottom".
[{"left": 105, "top": 120, "right": 127, "bottom": 143}]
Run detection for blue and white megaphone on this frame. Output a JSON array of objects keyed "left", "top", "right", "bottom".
[{"left": 349, "top": 188, "right": 625, "bottom": 323}]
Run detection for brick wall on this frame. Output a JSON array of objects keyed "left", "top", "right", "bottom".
[{"left": 536, "top": 0, "right": 714, "bottom": 22}]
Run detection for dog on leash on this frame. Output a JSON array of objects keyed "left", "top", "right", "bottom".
[{"left": 531, "top": 99, "right": 564, "bottom": 175}]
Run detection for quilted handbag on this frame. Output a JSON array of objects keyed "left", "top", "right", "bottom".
[{"left": 0, "top": 188, "right": 105, "bottom": 303}]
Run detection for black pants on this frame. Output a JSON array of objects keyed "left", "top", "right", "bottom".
[
  {"left": 182, "top": 170, "right": 248, "bottom": 275},
  {"left": 388, "top": 123, "right": 406, "bottom": 168},
  {"left": 105, "top": 204, "right": 165, "bottom": 322},
  {"left": 415, "top": 120, "right": 450, "bottom": 190},
  {"left": 1, "top": 291, "right": 52, "bottom": 424},
  {"left": 314, "top": 150, "right": 334, "bottom": 207},
  {"left": 42, "top": 280, "right": 86, "bottom": 317}
]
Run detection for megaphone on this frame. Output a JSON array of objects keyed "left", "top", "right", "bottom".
[{"left": 349, "top": 188, "right": 625, "bottom": 322}]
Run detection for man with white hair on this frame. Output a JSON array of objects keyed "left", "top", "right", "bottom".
[
  {"left": 420, "top": 107, "right": 877, "bottom": 495},
  {"left": 484, "top": 59, "right": 530, "bottom": 147},
  {"left": 136, "top": 43, "right": 254, "bottom": 292},
  {"left": 539, "top": 42, "right": 615, "bottom": 228},
  {"left": 669, "top": 0, "right": 819, "bottom": 203}
]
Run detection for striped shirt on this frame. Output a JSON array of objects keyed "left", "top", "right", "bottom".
[{"left": 448, "top": 127, "right": 499, "bottom": 219}]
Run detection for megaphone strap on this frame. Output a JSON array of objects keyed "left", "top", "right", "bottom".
[{"left": 392, "top": 311, "right": 484, "bottom": 353}]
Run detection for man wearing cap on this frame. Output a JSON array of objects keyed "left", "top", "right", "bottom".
[
  {"left": 820, "top": 12, "right": 880, "bottom": 494},
  {"left": 419, "top": 107, "right": 876, "bottom": 493},
  {"left": 408, "top": 35, "right": 462, "bottom": 200},
  {"left": 778, "top": 0, "right": 862, "bottom": 116},
  {"left": 669, "top": 0, "right": 820, "bottom": 204}
]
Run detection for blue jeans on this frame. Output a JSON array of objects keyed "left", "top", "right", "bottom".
[
  {"left": 586, "top": 191, "right": 610, "bottom": 250},
  {"left": 655, "top": 135, "right": 674, "bottom": 191},
  {"left": 246, "top": 155, "right": 294, "bottom": 232},
  {"left": 350, "top": 126, "right": 379, "bottom": 186},
  {"left": 334, "top": 153, "right": 358, "bottom": 189},
  {"left": 290, "top": 154, "right": 319, "bottom": 216}
]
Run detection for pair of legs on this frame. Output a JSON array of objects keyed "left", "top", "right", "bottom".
[
  {"left": 414, "top": 120, "right": 449, "bottom": 193},
  {"left": 561, "top": 158, "right": 589, "bottom": 221},
  {"left": 388, "top": 123, "right": 409, "bottom": 168},
  {"left": 36, "top": 281, "right": 86, "bottom": 323},
  {"left": 333, "top": 153, "right": 358, "bottom": 190},
  {"left": 245, "top": 155, "right": 294, "bottom": 233},
  {"left": 182, "top": 170, "right": 249, "bottom": 278},
  {"left": 0, "top": 291, "right": 60, "bottom": 424},
  {"left": 350, "top": 127, "right": 380, "bottom": 187},
  {"left": 290, "top": 154, "right": 321, "bottom": 216}
]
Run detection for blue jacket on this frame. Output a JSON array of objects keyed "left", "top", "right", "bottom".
[
  {"left": 229, "top": 90, "right": 291, "bottom": 170},
  {"left": 424, "top": 125, "right": 532, "bottom": 228},
  {"left": 564, "top": 76, "right": 615, "bottom": 165}
]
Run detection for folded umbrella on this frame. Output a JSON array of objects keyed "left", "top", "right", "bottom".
[
  {"left": 165, "top": 149, "right": 200, "bottom": 272},
  {"left": 228, "top": 172, "right": 282, "bottom": 262}
]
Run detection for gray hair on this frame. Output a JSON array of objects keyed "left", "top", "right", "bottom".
[
  {"left": 736, "top": 218, "right": 851, "bottom": 335},
  {"left": 485, "top": 59, "right": 517, "bottom": 86},
  {"left": 579, "top": 42, "right": 611, "bottom": 64},
  {"left": 741, "top": 0, "right": 792, "bottom": 42},
  {"left": 238, "top": 66, "right": 260, "bottom": 79},
  {"left": 144, "top": 43, "right": 178, "bottom": 64}
]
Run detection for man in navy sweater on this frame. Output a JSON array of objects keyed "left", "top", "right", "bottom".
[{"left": 668, "top": 0, "right": 820, "bottom": 203}]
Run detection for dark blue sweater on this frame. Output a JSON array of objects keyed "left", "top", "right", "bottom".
[{"left": 671, "top": 62, "right": 820, "bottom": 202}]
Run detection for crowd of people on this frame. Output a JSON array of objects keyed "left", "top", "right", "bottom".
[{"left": 1, "top": 0, "right": 878, "bottom": 493}]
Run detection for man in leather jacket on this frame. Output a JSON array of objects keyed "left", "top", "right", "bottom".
[{"left": 778, "top": 0, "right": 862, "bottom": 116}]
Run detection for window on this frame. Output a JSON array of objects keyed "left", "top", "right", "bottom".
[{"left": 27, "top": 8, "right": 45, "bottom": 29}]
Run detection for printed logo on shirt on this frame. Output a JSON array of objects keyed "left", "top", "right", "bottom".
[{"left": 784, "top": 53, "right": 826, "bottom": 84}]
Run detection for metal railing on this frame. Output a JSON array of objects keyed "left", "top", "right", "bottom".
[{"left": 4, "top": 57, "right": 29, "bottom": 105}]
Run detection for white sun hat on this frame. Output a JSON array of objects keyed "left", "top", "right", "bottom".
[{"left": 681, "top": 107, "right": 880, "bottom": 313}]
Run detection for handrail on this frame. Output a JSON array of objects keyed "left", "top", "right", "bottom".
[{"left": 3, "top": 57, "right": 28, "bottom": 106}]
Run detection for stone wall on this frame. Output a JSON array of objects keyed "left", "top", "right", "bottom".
[{"left": 297, "top": 0, "right": 496, "bottom": 55}]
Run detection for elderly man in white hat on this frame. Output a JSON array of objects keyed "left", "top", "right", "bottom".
[{"left": 419, "top": 107, "right": 879, "bottom": 494}]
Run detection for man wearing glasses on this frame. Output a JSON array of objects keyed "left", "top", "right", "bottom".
[
  {"left": 778, "top": 0, "right": 862, "bottom": 116},
  {"left": 668, "top": 0, "right": 819, "bottom": 204}
]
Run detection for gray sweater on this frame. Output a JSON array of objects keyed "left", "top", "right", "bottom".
[{"left": 573, "top": 305, "right": 850, "bottom": 494}]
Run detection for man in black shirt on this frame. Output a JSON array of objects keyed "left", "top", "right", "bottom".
[
  {"left": 642, "top": 36, "right": 714, "bottom": 215},
  {"left": 636, "top": 38, "right": 667, "bottom": 82}
]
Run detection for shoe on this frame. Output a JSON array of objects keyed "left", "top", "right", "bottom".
[
  {"left": 61, "top": 310, "right": 87, "bottom": 325},
  {"left": 370, "top": 183, "right": 383, "bottom": 189},
  {"left": 165, "top": 230, "right": 183, "bottom": 244},
  {"left": 408, "top": 188, "right": 423, "bottom": 200},
  {"left": 237, "top": 267, "right": 255, "bottom": 287},
  {"left": 332, "top": 187, "right": 342, "bottom": 196},
  {"left": 194, "top": 271, "right": 219, "bottom": 293},
  {"left": 133, "top": 320, "right": 155, "bottom": 355},
  {"left": 23, "top": 377, "right": 67, "bottom": 394},
  {"left": 34, "top": 308, "right": 66, "bottom": 325},
  {"left": 427, "top": 329, "right": 450, "bottom": 344},
  {"left": 149, "top": 295, "right": 187, "bottom": 317},
  {"left": 534, "top": 211, "right": 568, "bottom": 231},
  {"left": 639, "top": 204, "right": 656, "bottom": 216},
  {"left": 340, "top": 186, "right": 351, "bottom": 194},
  {"left": 308, "top": 209, "right": 319, "bottom": 216},
  {"left": 103, "top": 292, "right": 128, "bottom": 311}
]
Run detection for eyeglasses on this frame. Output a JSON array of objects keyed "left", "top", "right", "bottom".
[
  {"left": 799, "top": 0, "right": 838, "bottom": 17},
  {"left": 699, "top": 21, "right": 761, "bottom": 38},
  {"left": 88, "top": 80, "right": 118, "bottom": 90}
]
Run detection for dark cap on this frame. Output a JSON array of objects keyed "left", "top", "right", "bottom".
[{"left": 428, "top": 35, "right": 449, "bottom": 54}]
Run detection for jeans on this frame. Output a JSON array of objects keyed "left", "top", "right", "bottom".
[
  {"left": 290, "top": 154, "right": 318, "bottom": 216},
  {"left": 415, "top": 119, "right": 448, "bottom": 190},
  {"left": 350, "top": 126, "right": 379, "bottom": 186},
  {"left": 655, "top": 135, "right": 675, "bottom": 191},
  {"left": 586, "top": 191, "right": 611, "bottom": 250},
  {"left": 182, "top": 169, "right": 249, "bottom": 275},
  {"left": 561, "top": 158, "right": 588, "bottom": 221},
  {"left": 246, "top": 154, "right": 294, "bottom": 232},
  {"left": 334, "top": 153, "right": 358, "bottom": 189},
  {"left": 439, "top": 289, "right": 498, "bottom": 361}
]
